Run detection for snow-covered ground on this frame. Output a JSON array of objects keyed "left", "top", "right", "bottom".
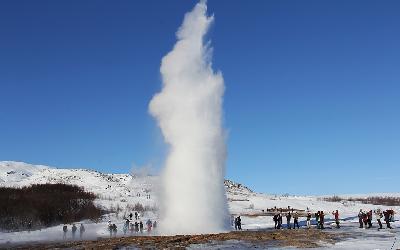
[{"left": 0, "top": 161, "right": 399, "bottom": 249}]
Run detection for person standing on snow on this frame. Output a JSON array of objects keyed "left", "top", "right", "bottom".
[
  {"left": 134, "top": 221, "right": 139, "bottom": 233},
  {"left": 273, "top": 213, "right": 278, "bottom": 229},
  {"left": 278, "top": 212, "right": 283, "bottom": 229},
  {"left": 108, "top": 220, "right": 113, "bottom": 237},
  {"left": 286, "top": 212, "right": 292, "bottom": 229},
  {"left": 358, "top": 209, "right": 364, "bottom": 228},
  {"left": 315, "top": 211, "right": 320, "bottom": 229},
  {"left": 375, "top": 209, "right": 383, "bottom": 229},
  {"left": 383, "top": 210, "right": 392, "bottom": 229},
  {"left": 319, "top": 211, "right": 325, "bottom": 229},
  {"left": 306, "top": 212, "right": 312, "bottom": 229},
  {"left": 112, "top": 224, "right": 117, "bottom": 237},
  {"left": 234, "top": 217, "right": 238, "bottom": 230},
  {"left": 123, "top": 219, "right": 130, "bottom": 235},
  {"left": 130, "top": 222, "right": 135, "bottom": 234},
  {"left": 332, "top": 210, "right": 340, "bottom": 228},
  {"left": 389, "top": 210, "right": 395, "bottom": 222},
  {"left": 237, "top": 216, "right": 242, "bottom": 230},
  {"left": 62, "top": 224, "right": 68, "bottom": 240},
  {"left": 139, "top": 221, "right": 144, "bottom": 233},
  {"left": 293, "top": 212, "right": 299, "bottom": 229},
  {"left": 71, "top": 224, "right": 77, "bottom": 239},
  {"left": 79, "top": 224, "right": 85, "bottom": 239},
  {"left": 146, "top": 219, "right": 152, "bottom": 233},
  {"left": 362, "top": 212, "right": 368, "bottom": 229},
  {"left": 367, "top": 210, "right": 373, "bottom": 228}
]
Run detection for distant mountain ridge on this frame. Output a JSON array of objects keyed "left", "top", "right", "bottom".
[{"left": 0, "top": 161, "right": 49, "bottom": 183}]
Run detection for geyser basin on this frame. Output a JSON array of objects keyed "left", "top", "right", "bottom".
[{"left": 149, "top": 0, "right": 229, "bottom": 235}]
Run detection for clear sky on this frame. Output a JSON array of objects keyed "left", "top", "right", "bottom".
[{"left": 1, "top": 0, "right": 399, "bottom": 195}]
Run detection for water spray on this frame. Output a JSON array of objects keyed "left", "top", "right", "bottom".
[{"left": 149, "top": 0, "right": 229, "bottom": 234}]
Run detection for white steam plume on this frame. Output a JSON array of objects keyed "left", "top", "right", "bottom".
[{"left": 149, "top": 0, "right": 229, "bottom": 234}]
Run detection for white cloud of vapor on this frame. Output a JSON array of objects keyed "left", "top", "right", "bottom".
[{"left": 149, "top": 0, "right": 229, "bottom": 234}]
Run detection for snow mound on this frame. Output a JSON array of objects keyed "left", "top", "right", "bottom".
[
  {"left": 224, "top": 180, "right": 253, "bottom": 195},
  {"left": 0, "top": 161, "right": 48, "bottom": 183}
]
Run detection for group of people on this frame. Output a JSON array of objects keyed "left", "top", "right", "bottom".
[
  {"left": 108, "top": 221, "right": 118, "bottom": 237},
  {"left": 62, "top": 223, "right": 85, "bottom": 240},
  {"left": 119, "top": 218, "right": 157, "bottom": 236},
  {"left": 270, "top": 208, "right": 395, "bottom": 231},
  {"left": 62, "top": 211, "right": 158, "bottom": 240},
  {"left": 113, "top": 211, "right": 157, "bottom": 237},
  {"left": 358, "top": 209, "right": 395, "bottom": 229},
  {"left": 273, "top": 211, "right": 301, "bottom": 229},
  {"left": 129, "top": 212, "right": 141, "bottom": 221}
]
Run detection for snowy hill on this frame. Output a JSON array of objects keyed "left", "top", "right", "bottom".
[
  {"left": 0, "top": 161, "right": 160, "bottom": 211},
  {"left": 0, "top": 161, "right": 254, "bottom": 212}
]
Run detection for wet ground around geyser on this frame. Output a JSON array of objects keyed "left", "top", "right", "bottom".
[
  {"left": 2, "top": 223, "right": 399, "bottom": 250},
  {"left": 1, "top": 229, "right": 344, "bottom": 249}
]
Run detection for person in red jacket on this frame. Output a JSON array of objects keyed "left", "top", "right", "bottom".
[{"left": 332, "top": 210, "right": 340, "bottom": 228}]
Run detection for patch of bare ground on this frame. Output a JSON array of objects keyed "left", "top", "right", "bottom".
[{"left": 5, "top": 229, "right": 346, "bottom": 249}]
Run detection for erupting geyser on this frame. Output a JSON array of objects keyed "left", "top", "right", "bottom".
[{"left": 149, "top": 0, "right": 229, "bottom": 234}]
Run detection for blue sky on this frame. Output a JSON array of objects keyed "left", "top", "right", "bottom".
[{"left": 1, "top": 0, "right": 399, "bottom": 195}]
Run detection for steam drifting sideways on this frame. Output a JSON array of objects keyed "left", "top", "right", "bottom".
[{"left": 149, "top": 0, "right": 229, "bottom": 235}]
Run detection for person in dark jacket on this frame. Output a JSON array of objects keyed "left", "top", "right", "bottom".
[
  {"left": 112, "top": 224, "right": 117, "bottom": 237},
  {"left": 234, "top": 217, "right": 238, "bottom": 230},
  {"left": 286, "top": 212, "right": 292, "bottom": 229},
  {"left": 358, "top": 209, "right": 364, "bottom": 228},
  {"left": 319, "top": 211, "right": 325, "bottom": 229},
  {"left": 134, "top": 221, "right": 139, "bottom": 233},
  {"left": 139, "top": 221, "right": 144, "bottom": 233},
  {"left": 293, "top": 212, "right": 299, "bottom": 229},
  {"left": 276, "top": 213, "right": 282, "bottom": 229},
  {"left": 315, "top": 211, "right": 320, "bottom": 229},
  {"left": 383, "top": 210, "right": 392, "bottom": 229},
  {"left": 273, "top": 213, "right": 278, "bottom": 229},
  {"left": 71, "top": 224, "right": 77, "bottom": 239},
  {"left": 63, "top": 225, "right": 68, "bottom": 240},
  {"left": 237, "top": 216, "right": 242, "bottom": 230}
]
